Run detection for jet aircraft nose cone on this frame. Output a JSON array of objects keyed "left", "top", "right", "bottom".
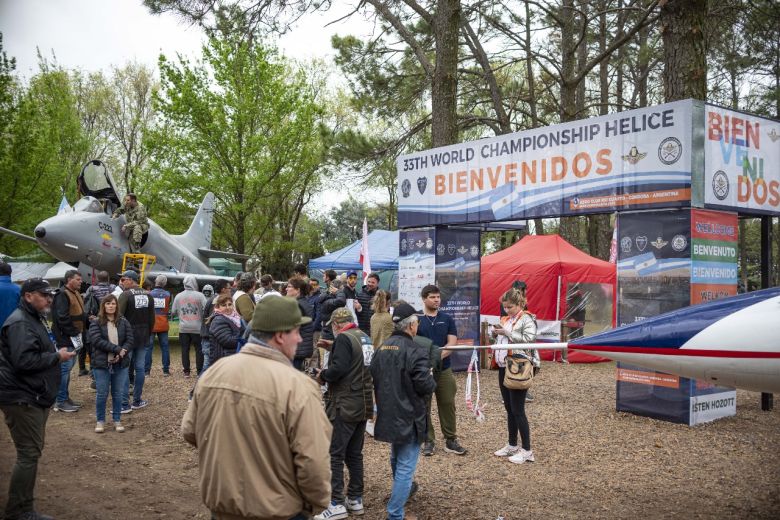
[{"left": 34, "top": 226, "right": 46, "bottom": 238}]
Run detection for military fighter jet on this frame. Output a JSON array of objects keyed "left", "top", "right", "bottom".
[{"left": 0, "top": 160, "right": 247, "bottom": 283}]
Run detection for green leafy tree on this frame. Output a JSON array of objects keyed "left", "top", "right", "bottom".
[{"left": 146, "top": 33, "right": 326, "bottom": 274}]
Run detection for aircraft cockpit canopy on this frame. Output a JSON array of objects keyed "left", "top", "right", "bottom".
[
  {"left": 77, "top": 160, "right": 122, "bottom": 211},
  {"left": 72, "top": 196, "right": 104, "bottom": 214}
]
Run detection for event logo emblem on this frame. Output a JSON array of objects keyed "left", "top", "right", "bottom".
[
  {"left": 712, "top": 170, "right": 729, "bottom": 200},
  {"left": 470, "top": 245, "right": 479, "bottom": 257},
  {"left": 437, "top": 243, "right": 445, "bottom": 256},
  {"left": 651, "top": 236, "right": 668, "bottom": 249},
  {"left": 658, "top": 137, "right": 682, "bottom": 165},
  {"left": 672, "top": 234, "right": 687, "bottom": 252},
  {"left": 448, "top": 243, "right": 456, "bottom": 255},
  {"left": 769, "top": 128, "right": 780, "bottom": 143},
  {"left": 401, "top": 238, "right": 407, "bottom": 252},
  {"left": 635, "top": 236, "right": 648, "bottom": 251},
  {"left": 425, "top": 238, "right": 433, "bottom": 250},
  {"left": 457, "top": 245, "right": 468, "bottom": 255},
  {"left": 401, "top": 179, "right": 411, "bottom": 198},
  {"left": 620, "top": 236, "right": 632, "bottom": 253},
  {"left": 417, "top": 177, "right": 427, "bottom": 195},
  {"left": 621, "top": 146, "right": 647, "bottom": 165}
]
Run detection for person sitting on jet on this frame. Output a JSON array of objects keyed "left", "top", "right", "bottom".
[{"left": 112, "top": 193, "right": 149, "bottom": 253}]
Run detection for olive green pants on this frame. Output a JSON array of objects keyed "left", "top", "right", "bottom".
[
  {"left": 425, "top": 367, "right": 458, "bottom": 442},
  {"left": 1, "top": 403, "right": 49, "bottom": 518}
]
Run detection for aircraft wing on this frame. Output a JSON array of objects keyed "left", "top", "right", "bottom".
[
  {"left": 197, "top": 248, "right": 250, "bottom": 261},
  {"left": 145, "top": 270, "right": 234, "bottom": 286},
  {"left": 0, "top": 226, "right": 37, "bottom": 242}
]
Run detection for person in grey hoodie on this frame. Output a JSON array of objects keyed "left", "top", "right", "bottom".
[{"left": 171, "top": 276, "right": 207, "bottom": 376}]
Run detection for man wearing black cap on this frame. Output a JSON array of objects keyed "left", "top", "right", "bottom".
[
  {"left": 182, "top": 296, "right": 332, "bottom": 520},
  {"left": 117, "top": 270, "right": 154, "bottom": 413},
  {"left": 369, "top": 301, "right": 436, "bottom": 520},
  {"left": 0, "top": 278, "right": 76, "bottom": 520}
]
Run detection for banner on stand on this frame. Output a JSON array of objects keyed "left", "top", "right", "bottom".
[
  {"left": 398, "top": 228, "right": 436, "bottom": 305},
  {"left": 690, "top": 209, "right": 738, "bottom": 305}
]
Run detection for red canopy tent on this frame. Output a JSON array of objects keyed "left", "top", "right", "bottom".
[{"left": 480, "top": 234, "right": 616, "bottom": 363}]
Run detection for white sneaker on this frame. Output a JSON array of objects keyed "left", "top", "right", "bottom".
[
  {"left": 95, "top": 421, "right": 105, "bottom": 434},
  {"left": 494, "top": 444, "right": 520, "bottom": 457},
  {"left": 346, "top": 497, "right": 365, "bottom": 515},
  {"left": 508, "top": 449, "right": 535, "bottom": 464},
  {"left": 314, "top": 502, "right": 348, "bottom": 520}
]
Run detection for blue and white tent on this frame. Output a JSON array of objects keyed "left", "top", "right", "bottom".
[{"left": 309, "top": 230, "right": 399, "bottom": 271}]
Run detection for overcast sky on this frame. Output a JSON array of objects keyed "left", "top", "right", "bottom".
[{"left": 0, "top": 0, "right": 371, "bottom": 76}]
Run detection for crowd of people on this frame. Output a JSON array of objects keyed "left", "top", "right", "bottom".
[{"left": 0, "top": 260, "right": 540, "bottom": 520}]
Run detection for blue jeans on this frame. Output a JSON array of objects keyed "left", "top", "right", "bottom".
[
  {"left": 94, "top": 366, "right": 128, "bottom": 422},
  {"left": 55, "top": 346, "right": 75, "bottom": 403},
  {"left": 145, "top": 331, "right": 170, "bottom": 373},
  {"left": 387, "top": 441, "right": 421, "bottom": 520},
  {"left": 201, "top": 339, "right": 211, "bottom": 374},
  {"left": 122, "top": 347, "right": 146, "bottom": 406}
]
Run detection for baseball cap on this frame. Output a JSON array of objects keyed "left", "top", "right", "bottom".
[
  {"left": 251, "top": 296, "right": 312, "bottom": 332},
  {"left": 119, "top": 270, "right": 139, "bottom": 281},
  {"left": 391, "top": 302, "right": 418, "bottom": 323},
  {"left": 347, "top": 271, "right": 358, "bottom": 277},
  {"left": 326, "top": 307, "right": 355, "bottom": 326},
  {"left": 21, "top": 278, "right": 57, "bottom": 295}
]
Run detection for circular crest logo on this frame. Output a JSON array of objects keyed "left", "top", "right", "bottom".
[
  {"left": 671, "top": 234, "right": 687, "bottom": 252},
  {"left": 712, "top": 170, "right": 729, "bottom": 200},
  {"left": 436, "top": 243, "right": 445, "bottom": 256},
  {"left": 658, "top": 137, "right": 682, "bottom": 165}
]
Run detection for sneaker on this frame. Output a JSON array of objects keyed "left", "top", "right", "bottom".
[
  {"left": 120, "top": 405, "right": 133, "bottom": 414},
  {"left": 66, "top": 398, "right": 82, "bottom": 408},
  {"left": 444, "top": 439, "right": 467, "bottom": 456},
  {"left": 183, "top": 371, "right": 191, "bottom": 378},
  {"left": 163, "top": 371, "right": 171, "bottom": 377},
  {"left": 409, "top": 481, "right": 419, "bottom": 499},
  {"left": 494, "top": 444, "right": 520, "bottom": 457},
  {"left": 525, "top": 391, "right": 534, "bottom": 403},
  {"left": 422, "top": 440, "right": 434, "bottom": 456},
  {"left": 346, "top": 497, "right": 364, "bottom": 515},
  {"left": 95, "top": 421, "right": 105, "bottom": 433},
  {"left": 78, "top": 369, "right": 89, "bottom": 376},
  {"left": 115, "top": 422, "right": 125, "bottom": 433},
  {"left": 53, "top": 401, "right": 78, "bottom": 413},
  {"left": 90, "top": 380, "right": 97, "bottom": 390},
  {"left": 508, "top": 449, "right": 535, "bottom": 464},
  {"left": 131, "top": 400, "right": 148, "bottom": 410},
  {"left": 314, "top": 502, "right": 348, "bottom": 520}
]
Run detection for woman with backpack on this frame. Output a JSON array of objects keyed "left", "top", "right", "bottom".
[
  {"left": 490, "top": 288, "right": 539, "bottom": 464},
  {"left": 88, "top": 294, "right": 133, "bottom": 433}
]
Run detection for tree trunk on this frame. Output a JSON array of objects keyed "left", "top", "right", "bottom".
[
  {"left": 432, "top": 0, "right": 460, "bottom": 147},
  {"left": 661, "top": 0, "right": 707, "bottom": 101}
]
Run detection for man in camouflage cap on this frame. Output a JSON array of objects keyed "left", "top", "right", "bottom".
[{"left": 112, "top": 193, "right": 149, "bottom": 253}]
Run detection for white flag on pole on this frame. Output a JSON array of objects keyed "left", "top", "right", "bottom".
[{"left": 359, "top": 217, "right": 371, "bottom": 283}]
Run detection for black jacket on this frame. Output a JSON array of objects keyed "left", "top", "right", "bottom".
[
  {"left": 118, "top": 288, "right": 155, "bottom": 349},
  {"left": 295, "top": 296, "right": 315, "bottom": 360},
  {"left": 208, "top": 314, "right": 244, "bottom": 362},
  {"left": 356, "top": 285, "right": 377, "bottom": 334},
  {"left": 200, "top": 295, "right": 216, "bottom": 339},
  {"left": 321, "top": 327, "right": 374, "bottom": 422},
  {"left": 88, "top": 318, "right": 134, "bottom": 369},
  {"left": 370, "top": 331, "right": 436, "bottom": 444},
  {"left": 319, "top": 290, "right": 346, "bottom": 340},
  {"left": 0, "top": 301, "right": 62, "bottom": 407},
  {"left": 51, "top": 288, "right": 87, "bottom": 347}
]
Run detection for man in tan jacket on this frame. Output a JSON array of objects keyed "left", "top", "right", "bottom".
[{"left": 182, "top": 296, "right": 332, "bottom": 520}]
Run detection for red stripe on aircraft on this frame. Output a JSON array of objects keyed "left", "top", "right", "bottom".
[{"left": 572, "top": 345, "right": 780, "bottom": 358}]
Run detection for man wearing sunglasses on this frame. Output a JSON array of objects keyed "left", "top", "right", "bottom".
[{"left": 0, "top": 278, "right": 77, "bottom": 520}]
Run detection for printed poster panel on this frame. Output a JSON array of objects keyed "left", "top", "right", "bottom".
[
  {"left": 689, "top": 379, "right": 736, "bottom": 425},
  {"left": 398, "top": 100, "right": 693, "bottom": 227},
  {"left": 435, "top": 228, "right": 481, "bottom": 372},
  {"left": 398, "top": 229, "right": 435, "bottom": 305},
  {"left": 617, "top": 210, "right": 691, "bottom": 326},
  {"left": 703, "top": 105, "right": 780, "bottom": 215},
  {"left": 690, "top": 209, "right": 738, "bottom": 305}
]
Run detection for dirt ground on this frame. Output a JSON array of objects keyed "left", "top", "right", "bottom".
[{"left": 2, "top": 347, "right": 779, "bottom": 520}]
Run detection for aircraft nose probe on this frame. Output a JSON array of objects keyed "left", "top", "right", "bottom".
[{"left": 34, "top": 226, "right": 46, "bottom": 238}]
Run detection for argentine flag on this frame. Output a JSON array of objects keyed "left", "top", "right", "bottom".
[
  {"left": 57, "top": 194, "right": 71, "bottom": 215},
  {"left": 489, "top": 183, "right": 521, "bottom": 221}
]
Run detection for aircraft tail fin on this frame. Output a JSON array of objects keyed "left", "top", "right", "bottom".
[{"left": 179, "top": 193, "right": 215, "bottom": 250}]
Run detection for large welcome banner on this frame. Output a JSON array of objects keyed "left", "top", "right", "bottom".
[
  {"left": 703, "top": 105, "right": 780, "bottom": 214},
  {"left": 397, "top": 100, "right": 693, "bottom": 227}
]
